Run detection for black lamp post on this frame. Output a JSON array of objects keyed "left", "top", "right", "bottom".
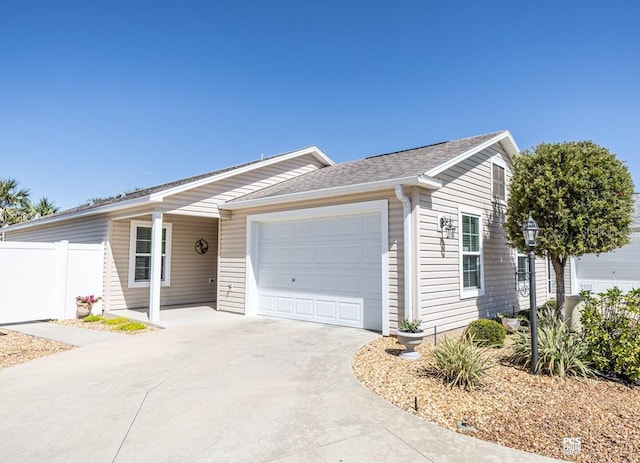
[{"left": 522, "top": 216, "right": 539, "bottom": 374}]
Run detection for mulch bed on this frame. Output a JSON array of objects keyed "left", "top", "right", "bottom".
[{"left": 352, "top": 335, "right": 640, "bottom": 463}]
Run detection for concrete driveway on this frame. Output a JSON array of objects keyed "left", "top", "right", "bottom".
[{"left": 0, "top": 314, "right": 558, "bottom": 463}]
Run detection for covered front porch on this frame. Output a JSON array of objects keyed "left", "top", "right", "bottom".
[{"left": 105, "top": 210, "right": 220, "bottom": 322}]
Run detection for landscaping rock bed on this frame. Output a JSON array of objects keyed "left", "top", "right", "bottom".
[
  {"left": 0, "top": 329, "right": 73, "bottom": 369},
  {"left": 352, "top": 335, "right": 640, "bottom": 463}
]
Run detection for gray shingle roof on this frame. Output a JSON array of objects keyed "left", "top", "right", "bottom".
[
  {"left": 14, "top": 149, "right": 313, "bottom": 224},
  {"left": 231, "top": 131, "right": 506, "bottom": 203}
]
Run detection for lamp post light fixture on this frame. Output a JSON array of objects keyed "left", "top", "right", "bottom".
[{"left": 522, "top": 216, "right": 539, "bottom": 374}]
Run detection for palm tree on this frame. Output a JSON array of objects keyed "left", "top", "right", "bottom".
[
  {"left": 30, "top": 197, "right": 59, "bottom": 218},
  {"left": 0, "top": 178, "right": 32, "bottom": 226}
]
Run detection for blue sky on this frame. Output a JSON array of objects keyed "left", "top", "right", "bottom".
[{"left": 1, "top": 1, "right": 639, "bottom": 210}]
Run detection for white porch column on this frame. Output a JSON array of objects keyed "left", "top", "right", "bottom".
[{"left": 149, "top": 211, "right": 163, "bottom": 322}]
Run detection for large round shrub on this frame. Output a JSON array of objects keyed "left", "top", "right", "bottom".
[{"left": 465, "top": 319, "right": 506, "bottom": 347}]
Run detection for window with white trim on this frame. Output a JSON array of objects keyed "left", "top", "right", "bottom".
[
  {"left": 517, "top": 251, "right": 528, "bottom": 289},
  {"left": 128, "top": 221, "right": 172, "bottom": 288},
  {"left": 492, "top": 163, "right": 506, "bottom": 201},
  {"left": 460, "top": 210, "right": 484, "bottom": 297}
]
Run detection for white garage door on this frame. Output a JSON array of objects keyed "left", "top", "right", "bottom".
[{"left": 255, "top": 212, "right": 383, "bottom": 330}]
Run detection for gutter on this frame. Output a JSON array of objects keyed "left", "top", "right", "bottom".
[
  {"left": 221, "top": 175, "right": 441, "bottom": 211},
  {"left": 394, "top": 185, "right": 414, "bottom": 323}
]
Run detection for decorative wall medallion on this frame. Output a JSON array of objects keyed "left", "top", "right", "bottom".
[{"left": 195, "top": 239, "right": 209, "bottom": 254}]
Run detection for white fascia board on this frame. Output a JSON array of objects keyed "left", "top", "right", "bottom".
[
  {"left": 220, "top": 175, "right": 442, "bottom": 211},
  {"left": 425, "top": 130, "right": 520, "bottom": 178},
  {"left": 149, "top": 146, "right": 334, "bottom": 201},
  {"left": 1, "top": 196, "right": 161, "bottom": 232}
]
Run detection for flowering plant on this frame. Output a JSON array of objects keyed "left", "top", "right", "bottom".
[{"left": 76, "top": 295, "right": 102, "bottom": 305}]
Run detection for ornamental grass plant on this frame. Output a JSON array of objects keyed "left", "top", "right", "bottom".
[{"left": 431, "top": 334, "right": 495, "bottom": 391}]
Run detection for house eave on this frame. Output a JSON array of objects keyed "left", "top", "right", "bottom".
[
  {"left": 220, "top": 175, "right": 442, "bottom": 211},
  {"left": 1, "top": 196, "right": 161, "bottom": 232}
]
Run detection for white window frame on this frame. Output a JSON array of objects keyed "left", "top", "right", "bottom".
[
  {"left": 128, "top": 220, "right": 172, "bottom": 288},
  {"left": 491, "top": 158, "right": 507, "bottom": 204},
  {"left": 459, "top": 206, "right": 484, "bottom": 298},
  {"left": 516, "top": 250, "right": 528, "bottom": 294}
]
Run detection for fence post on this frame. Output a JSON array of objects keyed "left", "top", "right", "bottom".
[{"left": 54, "top": 240, "right": 70, "bottom": 320}]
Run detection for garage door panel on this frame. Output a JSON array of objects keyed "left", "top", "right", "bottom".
[
  {"left": 338, "top": 216, "right": 361, "bottom": 236},
  {"left": 258, "top": 271, "right": 275, "bottom": 288},
  {"left": 259, "top": 295, "right": 276, "bottom": 312},
  {"left": 295, "top": 298, "right": 314, "bottom": 316},
  {"left": 316, "top": 273, "right": 339, "bottom": 292},
  {"left": 295, "top": 221, "right": 314, "bottom": 237},
  {"left": 295, "top": 246, "right": 315, "bottom": 263},
  {"left": 316, "top": 246, "right": 337, "bottom": 263},
  {"left": 294, "top": 273, "right": 314, "bottom": 291},
  {"left": 276, "top": 297, "right": 294, "bottom": 314},
  {"left": 316, "top": 300, "right": 336, "bottom": 319},
  {"left": 338, "top": 245, "right": 361, "bottom": 263},
  {"left": 275, "top": 222, "right": 295, "bottom": 238},
  {"left": 338, "top": 275, "right": 362, "bottom": 295},
  {"left": 276, "top": 247, "right": 295, "bottom": 263},
  {"left": 256, "top": 210, "right": 382, "bottom": 331},
  {"left": 363, "top": 245, "right": 380, "bottom": 263},
  {"left": 338, "top": 302, "right": 361, "bottom": 323},
  {"left": 258, "top": 247, "right": 276, "bottom": 263},
  {"left": 315, "top": 218, "right": 337, "bottom": 236},
  {"left": 363, "top": 214, "right": 381, "bottom": 233},
  {"left": 276, "top": 273, "right": 294, "bottom": 288}
]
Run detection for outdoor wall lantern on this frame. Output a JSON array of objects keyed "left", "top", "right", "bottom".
[
  {"left": 521, "top": 216, "right": 540, "bottom": 374},
  {"left": 439, "top": 216, "right": 457, "bottom": 239}
]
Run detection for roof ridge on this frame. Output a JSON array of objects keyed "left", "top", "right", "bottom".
[
  {"left": 363, "top": 130, "right": 506, "bottom": 160},
  {"left": 365, "top": 140, "right": 449, "bottom": 159}
]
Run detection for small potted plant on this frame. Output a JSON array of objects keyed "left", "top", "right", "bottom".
[
  {"left": 498, "top": 311, "right": 521, "bottom": 333},
  {"left": 395, "top": 318, "right": 426, "bottom": 360},
  {"left": 75, "top": 295, "right": 102, "bottom": 319}
]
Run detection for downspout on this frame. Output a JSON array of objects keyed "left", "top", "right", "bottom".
[{"left": 395, "top": 185, "right": 413, "bottom": 322}]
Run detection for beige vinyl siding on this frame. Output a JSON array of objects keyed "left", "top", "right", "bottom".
[
  {"left": 161, "top": 155, "right": 325, "bottom": 216},
  {"left": 3, "top": 216, "right": 108, "bottom": 244},
  {"left": 107, "top": 214, "right": 218, "bottom": 311},
  {"left": 417, "top": 144, "right": 549, "bottom": 332},
  {"left": 218, "top": 191, "right": 404, "bottom": 326}
]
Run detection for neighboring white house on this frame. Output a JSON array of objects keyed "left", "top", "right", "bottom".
[
  {"left": 572, "top": 193, "right": 640, "bottom": 293},
  {"left": 1, "top": 131, "right": 549, "bottom": 334}
]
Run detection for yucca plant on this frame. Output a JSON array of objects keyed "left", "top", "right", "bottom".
[
  {"left": 431, "top": 335, "right": 495, "bottom": 391},
  {"left": 509, "top": 323, "right": 592, "bottom": 378}
]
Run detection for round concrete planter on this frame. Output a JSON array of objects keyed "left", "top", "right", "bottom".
[
  {"left": 501, "top": 317, "right": 520, "bottom": 333},
  {"left": 76, "top": 303, "right": 92, "bottom": 319},
  {"left": 396, "top": 330, "right": 426, "bottom": 360}
]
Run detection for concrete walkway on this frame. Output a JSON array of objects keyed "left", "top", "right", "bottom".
[
  {"left": 0, "top": 315, "right": 560, "bottom": 463},
  {"left": 3, "top": 321, "right": 125, "bottom": 346}
]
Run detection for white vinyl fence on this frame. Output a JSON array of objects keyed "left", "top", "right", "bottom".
[{"left": 0, "top": 241, "right": 104, "bottom": 324}]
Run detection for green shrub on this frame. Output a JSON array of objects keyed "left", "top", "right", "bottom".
[
  {"left": 465, "top": 319, "right": 506, "bottom": 347},
  {"left": 580, "top": 288, "right": 640, "bottom": 382},
  {"left": 83, "top": 315, "right": 104, "bottom": 323},
  {"left": 398, "top": 318, "right": 423, "bottom": 333},
  {"left": 431, "top": 335, "right": 495, "bottom": 391},
  {"left": 509, "top": 323, "right": 592, "bottom": 378},
  {"left": 104, "top": 317, "right": 130, "bottom": 326},
  {"left": 115, "top": 321, "right": 147, "bottom": 332}
]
